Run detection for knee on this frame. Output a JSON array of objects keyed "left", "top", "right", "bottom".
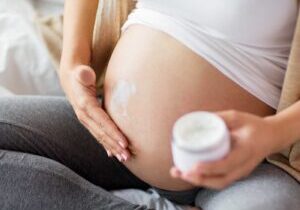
[
  {"left": 195, "top": 165, "right": 300, "bottom": 210},
  {"left": 0, "top": 96, "right": 14, "bottom": 119},
  {"left": 0, "top": 97, "right": 39, "bottom": 149},
  {"left": 196, "top": 188, "right": 300, "bottom": 210},
  {"left": 0, "top": 96, "right": 31, "bottom": 123}
]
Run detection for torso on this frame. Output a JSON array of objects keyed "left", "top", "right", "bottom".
[
  {"left": 104, "top": 25, "right": 275, "bottom": 191},
  {"left": 121, "top": 0, "right": 298, "bottom": 110}
]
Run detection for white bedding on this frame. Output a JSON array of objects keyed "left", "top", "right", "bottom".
[
  {"left": 0, "top": 1, "right": 189, "bottom": 209},
  {"left": 0, "top": 0, "right": 63, "bottom": 95}
]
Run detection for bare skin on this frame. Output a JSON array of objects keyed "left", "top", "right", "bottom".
[
  {"left": 104, "top": 25, "right": 275, "bottom": 191},
  {"left": 61, "top": 0, "right": 300, "bottom": 205}
]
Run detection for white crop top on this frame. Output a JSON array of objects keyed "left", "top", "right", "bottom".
[{"left": 122, "top": 0, "right": 298, "bottom": 109}]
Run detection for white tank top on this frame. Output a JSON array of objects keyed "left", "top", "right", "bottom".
[{"left": 123, "top": 0, "right": 298, "bottom": 108}]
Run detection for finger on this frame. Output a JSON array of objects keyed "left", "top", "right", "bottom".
[
  {"left": 87, "top": 119, "right": 127, "bottom": 158},
  {"left": 191, "top": 139, "right": 248, "bottom": 176},
  {"left": 107, "top": 150, "right": 113, "bottom": 157},
  {"left": 75, "top": 65, "right": 96, "bottom": 87},
  {"left": 73, "top": 72, "right": 127, "bottom": 148},
  {"left": 120, "top": 149, "right": 131, "bottom": 161},
  {"left": 76, "top": 109, "right": 129, "bottom": 160},
  {"left": 92, "top": 125, "right": 131, "bottom": 161},
  {"left": 85, "top": 100, "right": 128, "bottom": 148},
  {"left": 72, "top": 67, "right": 129, "bottom": 159},
  {"left": 77, "top": 103, "right": 126, "bottom": 153},
  {"left": 183, "top": 160, "right": 256, "bottom": 190},
  {"left": 89, "top": 133, "right": 113, "bottom": 158},
  {"left": 216, "top": 110, "right": 243, "bottom": 130},
  {"left": 170, "top": 167, "right": 182, "bottom": 178},
  {"left": 77, "top": 113, "right": 118, "bottom": 154},
  {"left": 101, "top": 114, "right": 128, "bottom": 149},
  {"left": 180, "top": 171, "right": 225, "bottom": 189},
  {"left": 89, "top": 129, "right": 114, "bottom": 157},
  {"left": 89, "top": 126, "right": 124, "bottom": 161}
]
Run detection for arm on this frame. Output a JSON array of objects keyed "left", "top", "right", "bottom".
[
  {"left": 267, "top": 100, "right": 300, "bottom": 152},
  {"left": 60, "top": 0, "right": 98, "bottom": 72},
  {"left": 171, "top": 102, "right": 300, "bottom": 189},
  {"left": 59, "top": 0, "right": 130, "bottom": 162}
]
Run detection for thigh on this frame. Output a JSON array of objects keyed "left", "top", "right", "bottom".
[
  {"left": 195, "top": 163, "right": 300, "bottom": 210},
  {"left": 0, "top": 96, "right": 148, "bottom": 190},
  {"left": 0, "top": 150, "right": 146, "bottom": 210}
]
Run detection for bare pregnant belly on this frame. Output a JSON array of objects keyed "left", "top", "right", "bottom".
[{"left": 104, "top": 25, "right": 274, "bottom": 191}]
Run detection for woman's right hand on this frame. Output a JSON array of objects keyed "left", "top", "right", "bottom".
[{"left": 59, "top": 65, "right": 130, "bottom": 162}]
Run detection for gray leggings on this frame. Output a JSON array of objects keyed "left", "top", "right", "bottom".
[
  {"left": 196, "top": 163, "right": 300, "bottom": 210},
  {"left": 0, "top": 96, "right": 299, "bottom": 210},
  {"left": 0, "top": 96, "right": 152, "bottom": 210},
  {"left": 0, "top": 150, "right": 146, "bottom": 210}
]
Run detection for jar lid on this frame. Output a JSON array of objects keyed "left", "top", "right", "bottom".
[{"left": 173, "top": 111, "right": 229, "bottom": 152}]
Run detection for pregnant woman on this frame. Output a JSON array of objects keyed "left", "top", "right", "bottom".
[{"left": 0, "top": 0, "right": 299, "bottom": 209}]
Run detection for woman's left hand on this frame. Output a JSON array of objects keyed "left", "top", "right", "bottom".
[{"left": 170, "top": 110, "right": 280, "bottom": 190}]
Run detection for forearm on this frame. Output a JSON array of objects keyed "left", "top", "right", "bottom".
[
  {"left": 60, "top": 0, "right": 98, "bottom": 73},
  {"left": 266, "top": 100, "right": 300, "bottom": 152}
]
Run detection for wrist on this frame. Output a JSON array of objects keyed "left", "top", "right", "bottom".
[
  {"left": 58, "top": 64, "right": 80, "bottom": 94},
  {"left": 60, "top": 47, "right": 91, "bottom": 73},
  {"left": 59, "top": 62, "right": 89, "bottom": 81},
  {"left": 264, "top": 115, "right": 294, "bottom": 153},
  {"left": 60, "top": 59, "right": 87, "bottom": 74}
]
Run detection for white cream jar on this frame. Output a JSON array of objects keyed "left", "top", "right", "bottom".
[{"left": 172, "top": 112, "right": 230, "bottom": 172}]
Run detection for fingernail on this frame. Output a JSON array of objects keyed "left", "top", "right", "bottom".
[
  {"left": 122, "top": 154, "right": 128, "bottom": 161},
  {"left": 182, "top": 173, "right": 190, "bottom": 179},
  {"left": 107, "top": 150, "right": 112, "bottom": 157},
  {"left": 116, "top": 154, "right": 122, "bottom": 162},
  {"left": 119, "top": 141, "right": 126, "bottom": 149},
  {"left": 173, "top": 168, "right": 181, "bottom": 176}
]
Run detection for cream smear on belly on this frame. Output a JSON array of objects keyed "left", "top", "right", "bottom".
[{"left": 110, "top": 80, "right": 136, "bottom": 117}]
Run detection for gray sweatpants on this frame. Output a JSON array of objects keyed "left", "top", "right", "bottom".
[
  {"left": 195, "top": 163, "right": 300, "bottom": 210},
  {"left": 0, "top": 149, "right": 146, "bottom": 210},
  {"left": 0, "top": 96, "right": 150, "bottom": 210},
  {"left": 0, "top": 96, "right": 299, "bottom": 210}
]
